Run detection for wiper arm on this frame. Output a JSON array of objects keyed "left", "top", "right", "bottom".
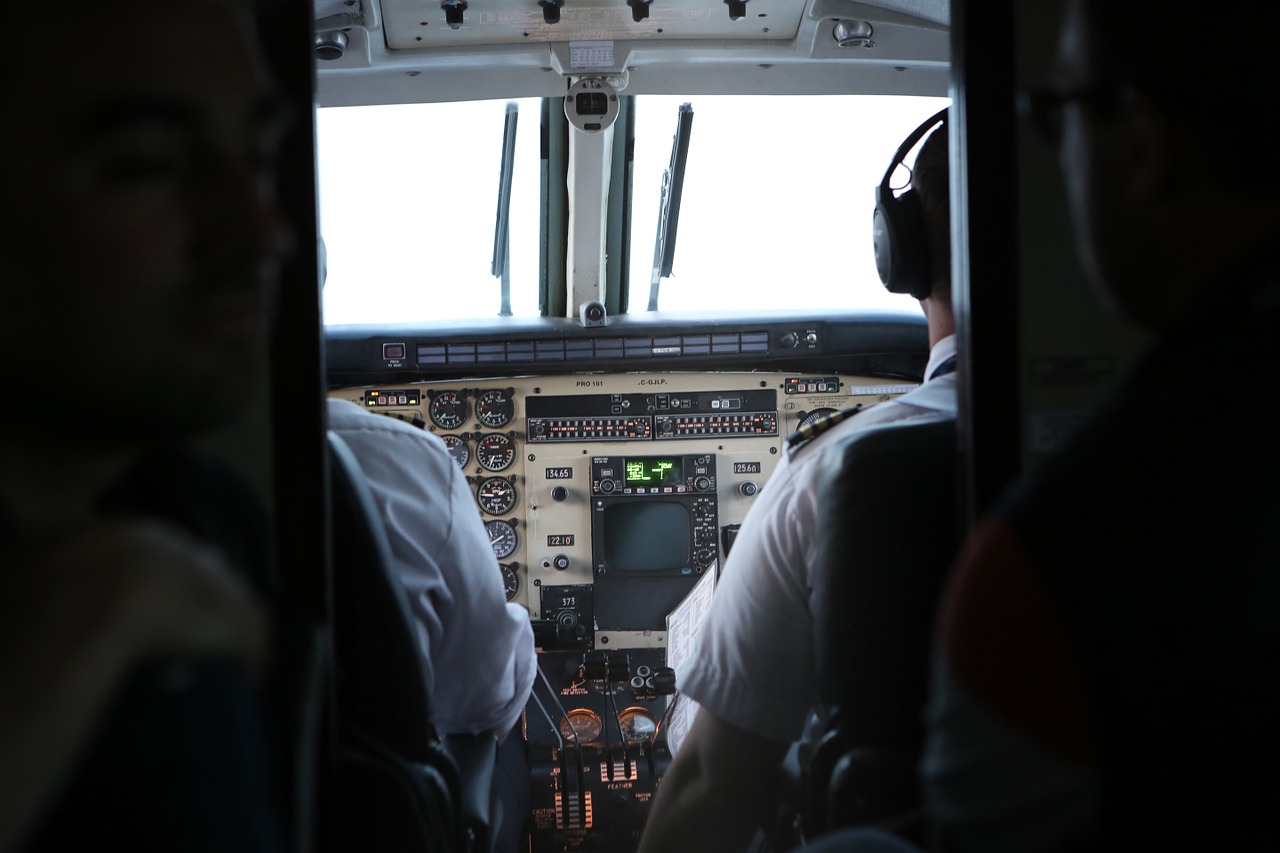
[
  {"left": 647, "top": 102, "right": 693, "bottom": 312},
  {"left": 491, "top": 101, "right": 519, "bottom": 317}
]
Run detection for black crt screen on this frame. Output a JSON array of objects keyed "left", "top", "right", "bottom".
[{"left": 601, "top": 502, "right": 692, "bottom": 571}]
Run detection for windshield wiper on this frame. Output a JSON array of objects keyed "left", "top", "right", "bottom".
[
  {"left": 646, "top": 102, "right": 693, "bottom": 312},
  {"left": 491, "top": 101, "right": 519, "bottom": 317}
]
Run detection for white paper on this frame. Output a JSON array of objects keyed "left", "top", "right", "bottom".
[
  {"left": 569, "top": 41, "right": 615, "bottom": 69},
  {"left": 663, "top": 566, "right": 717, "bottom": 754}
]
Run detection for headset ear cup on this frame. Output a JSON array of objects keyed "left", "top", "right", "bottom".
[
  {"left": 872, "top": 184, "right": 896, "bottom": 287},
  {"left": 875, "top": 188, "right": 931, "bottom": 300},
  {"left": 872, "top": 106, "right": 947, "bottom": 302}
]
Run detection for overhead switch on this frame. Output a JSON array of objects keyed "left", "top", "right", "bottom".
[
  {"left": 441, "top": 0, "right": 467, "bottom": 29},
  {"left": 540, "top": 0, "right": 565, "bottom": 24},
  {"left": 628, "top": 0, "right": 653, "bottom": 23}
]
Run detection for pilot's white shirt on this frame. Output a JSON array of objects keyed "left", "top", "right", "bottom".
[
  {"left": 679, "top": 335, "right": 958, "bottom": 743},
  {"left": 327, "top": 398, "right": 536, "bottom": 736}
]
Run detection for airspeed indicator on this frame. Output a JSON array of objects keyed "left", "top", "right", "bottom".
[{"left": 441, "top": 435, "right": 469, "bottom": 468}]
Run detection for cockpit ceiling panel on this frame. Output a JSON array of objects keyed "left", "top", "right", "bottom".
[{"left": 381, "top": 0, "right": 805, "bottom": 49}]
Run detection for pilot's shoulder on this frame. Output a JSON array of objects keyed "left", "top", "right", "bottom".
[{"left": 325, "top": 397, "right": 450, "bottom": 455}]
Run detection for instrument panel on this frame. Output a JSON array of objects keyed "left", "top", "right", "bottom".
[
  {"left": 329, "top": 370, "right": 916, "bottom": 853},
  {"left": 330, "top": 370, "right": 917, "bottom": 646}
]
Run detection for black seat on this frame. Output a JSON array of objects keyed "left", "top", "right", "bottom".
[
  {"left": 326, "top": 431, "right": 497, "bottom": 853},
  {"left": 804, "top": 416, "right": 960, "bottom": 843}
]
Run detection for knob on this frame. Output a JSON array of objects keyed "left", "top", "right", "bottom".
[
  {"left": 599, "top": 479, "right": 617, "bottom": 495},
  {"left": 607, "top": 652, "right": 631, "bottom": 681},
  {"left": 552, "top": 486, "right": 569, "bottom": 502},
  {"left": 557, "top": 610, "right": 579, "bottom": 630},
  {"left": 583, "top": 650, "right": 608, "bottom": 679},
  {"left": 652, "top": 667, "right": 676, "bottom": 695},
  {"left": 540, "top": 0, "right": 564, "bottom": 25},
  {"left": 552, "top": 554, "right": 570, "bottom": 570},
  {"left": 779, "top": 331, "right": 799, "bottom": 348},
  {"left": 694, "top": 476, "right": 712, "bottom": 492},
  {"left": 441, "top": 0, "right": 467, "bottom": 29},
  {"left": 738, "top": 481, "right": 759, "bottom": 497}
]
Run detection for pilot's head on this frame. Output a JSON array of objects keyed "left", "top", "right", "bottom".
[
  {"left": 1049, "top": 0, "right": 1280, "bottom": 330},
  {"left": 0, "top": 0, "right": 290, "bottom": 447},
  {"left": 909, "top": 122, "right": 951, "bottom": 305}
]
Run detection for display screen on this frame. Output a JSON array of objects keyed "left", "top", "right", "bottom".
[
  {"left": 624, "top": 458, "right": 682, "bottom": 486},
  {"left": 602, "top": 502, "right": 692, "bottom": 571}
]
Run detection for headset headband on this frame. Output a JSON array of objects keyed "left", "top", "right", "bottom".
[{"left": 878, "top": 107, "right": 949, "bottom": 193}]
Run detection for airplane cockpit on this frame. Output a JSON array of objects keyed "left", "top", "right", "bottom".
[
  {"left": 313, "top": 2, "right": 951, "bottom": 850},
  {"left": 22, "top": 0, "right": 1246, "bottom": 849}
]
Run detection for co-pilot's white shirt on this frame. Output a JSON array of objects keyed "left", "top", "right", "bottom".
[
  {"left": 679, "top": 336, "right": 958, "bottom": 742},
  {"left": 327, "top": 398, "right": 536, "bottom": 736}
]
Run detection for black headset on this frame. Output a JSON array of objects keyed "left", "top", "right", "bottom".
[{"left": 872, "top": 107, "right": 948, "bottom": 300}]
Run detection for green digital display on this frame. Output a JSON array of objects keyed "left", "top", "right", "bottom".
[{"left": 625, "top": 458, "right": 680, "bottom": 485}]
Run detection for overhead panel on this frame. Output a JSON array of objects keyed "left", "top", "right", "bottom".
[{"left": 381, "top": 0, "right": 804, "bottom": 49}]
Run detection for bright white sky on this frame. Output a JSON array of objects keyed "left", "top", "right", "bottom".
[{"left": 317, "top": 93, "right": 949, "bottom": 325}]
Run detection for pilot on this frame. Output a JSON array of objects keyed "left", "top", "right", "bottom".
[
  {"left": 923, "top": 1, "right": 1280, "bottom": 850},
  {"left": 322, "top": 244, "right": 537, "bottom": 853},
  {"left": 0, "top": 1, "right": 300, "bottom": 849},
  {"left": 637, "top": 113, "right": 957, "bottom": 853}
]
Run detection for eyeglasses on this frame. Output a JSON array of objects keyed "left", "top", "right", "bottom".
[{"left": 1016, "top": 85, "right": 1120, "bottom": 145}]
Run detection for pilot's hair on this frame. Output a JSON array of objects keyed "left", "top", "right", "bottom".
[
  {"left": 1076, "top": 0, "right": 1280, "bottom": 193},
  {"left": 910, "top": 123, "right": 950, "bottom": 298}
]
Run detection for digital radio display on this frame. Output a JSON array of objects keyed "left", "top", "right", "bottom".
[{"left": 624, "top": 458, "right": 681, "bottom": 485}]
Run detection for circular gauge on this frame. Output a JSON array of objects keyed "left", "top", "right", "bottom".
[
  {"left": 618, "top": 708, "right": 657, "bottom": 743},
  {"left": 485, "top": 519, "right": 519, "bottom": 559},
  {"left": 428, "top": 390, "right": 469, "bottom": 430},
  {"left": 475, "top": 433, "right": 516, "bottom": 472},
  {"left": 559, "top": 709, "right": 602, "bottom": 744},
  {"left": 500, "top": 563, "right": 520, "bottom": 601},
  {"left": 797, "top": 407, "right": 838, "bottom": 430},
  {"left": 474, "top": 388, "right": 515, "bottom": 429},
  {"left": 441, "top": 435, "right": 470, "bottom": 468},
  {"left": 476, "top": 476, "right": 518, "bottom": 516}
]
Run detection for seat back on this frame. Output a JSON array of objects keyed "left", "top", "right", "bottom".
[
  {"left": 805, "top": 416, "right": 960, "bottom": 839},
  {"left": 326, "top": 431, "right": 463, "bottom": 852}
]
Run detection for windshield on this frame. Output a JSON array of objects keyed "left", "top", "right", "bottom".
[{"left": 318, "top": 94, "right": 949, "bottom": 325}]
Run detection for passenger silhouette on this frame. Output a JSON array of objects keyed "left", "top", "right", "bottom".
[
  {"left": 923, "top": 1, "right": 1280, "bottom": 850},
  {"left": 0, "top": 2, "right": 303, "bottom": 850}
]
